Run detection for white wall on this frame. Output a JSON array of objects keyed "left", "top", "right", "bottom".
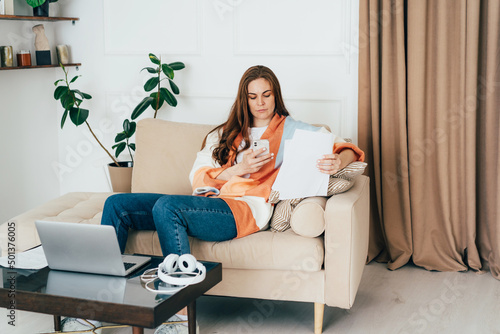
[
  {"left": 0, "top": 0, "right": 359, "bottom": 220},
  {"left": 0, "top": 14, "right": 61, "bottom": 223}
]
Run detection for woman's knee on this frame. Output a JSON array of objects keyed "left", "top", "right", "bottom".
[
  {"left": 152, "top": 196, "right": 185, "bottom": 224},
  {"left": 152, "top": 196, "right": 174, "bottom": 215},
  {"left": 104, "top": 193, "right": 129, "bottom": 209}
]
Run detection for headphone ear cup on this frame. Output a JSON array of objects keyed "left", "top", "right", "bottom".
[
  {"left": 162, "top": 254, "right": 179, "bottom": 274},
  {"left": 178, "top": 254, "right": 197, "bottom": 272}
]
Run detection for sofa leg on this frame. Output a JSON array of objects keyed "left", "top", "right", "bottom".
[{"left": 314, "top": 302, "right": 324, "bottom": 334}]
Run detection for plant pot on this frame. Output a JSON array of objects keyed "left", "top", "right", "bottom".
[
  {"left": 108, "top": 161, "right": 133, "bottom": 193},
  {"left": 33, "top": 1, "right": 49, "bottom": 17}
]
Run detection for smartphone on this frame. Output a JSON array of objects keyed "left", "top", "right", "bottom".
[{"left": 252, "top": 139, "right": 270, "bottom": 157}]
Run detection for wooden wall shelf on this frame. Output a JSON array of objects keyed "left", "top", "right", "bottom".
[
  {"left": 0, "top": 15, "right": 81, "bottom": 70},
  {"left": 0, "top": 15, "right": 79, "bottom": 22},
  {"left": 0, "top": 63, "right": 81, "bottom": 71}
]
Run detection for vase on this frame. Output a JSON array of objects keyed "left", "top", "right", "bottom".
[
  {"left": 33, "top": 1, "right": 49, "bottom": 17},
  {"left": 108, "top": 161, "right": 133, "bottom": 193}
]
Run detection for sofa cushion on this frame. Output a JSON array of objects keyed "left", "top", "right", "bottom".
[
  {"left": 0, "top": 192, "right": 112, "bottom": 255},
  {"left": 126, "top": 229, "right": 324, "bottom": 272},
  {"left": 2, "top": 192, "right": 324, "bottom": 272},
  {"left": 132, "top": 118, "right": 215, "bottom": 195},
  {"left": 290, "top": 197, "right": 327, "bottom": 237}
]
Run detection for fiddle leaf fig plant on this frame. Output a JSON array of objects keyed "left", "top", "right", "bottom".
[
  {"left": 113, "top": 119, "right": 136, "bottom": 163},
  {"left": 54, "top": 64, "right": 121, "bottom": 166},
  {"left": 132, "top": 53, "right": 185, "bottom": 119}
]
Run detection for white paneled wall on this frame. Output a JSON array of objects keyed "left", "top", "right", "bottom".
[
  {"left": 234, "top": 0, "right": 346, "bottom": 56},
  {"left": 3, "top": 0, "right": 359, "bottom": 200},
  {"left": 103, "top": 0, "right": 202, "bottom": 55}
]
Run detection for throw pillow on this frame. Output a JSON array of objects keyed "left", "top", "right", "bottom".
[{"left": 270, "top": 161, "right": 367, "bottom": 235}]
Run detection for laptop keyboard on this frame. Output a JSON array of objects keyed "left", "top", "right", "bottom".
[{"left": 123, "top": 262, "right": 135, "bottom": 271}]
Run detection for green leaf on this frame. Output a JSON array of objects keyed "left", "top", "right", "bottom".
[
  {"left": 160, "top": 88, "right": 177, "bottom": 107},
  {"left": 144, "top": 77, "right": 159, "bottom": 92},
  {"left": 72, "top": 89, "right": 92, "bottom": 100},
  {"left": 70, "top": 75, "right": 80, "bottom": 83},
  {"left": 26, "top": 0, "right": 46, "bottom": 8},
  {"left": 123, "top": 119, "right": 130, "bottom": 133},
  {"left": 128, "top": 121, "right": 136, "bottom": 136},
  {"left": 149, "top": 53, "right": 160, "bottom": 65},
  {"left": 168, "top": 62, "right": 185, "bottom": 71},
  {"left": 162, "top": 64, "right": 174, "bottom": 79},
  {"left": 60, "top": 109, "right": 68, "bottom": 129},
  {"left": 141, "top": 67, "right": 158, "bottom": 74},
  {"left": 131, "top": 96, "right": 154, "bottom": 119},
  {"left": 168, "top": 79, "right": 180, "bottom": 95},
  {"left": 129, "top": 143, "right": 136, "bottom": 151},
  {"left": 149, "top": 92, "right": 164, "bottom": 110},
  {"left": 115, "top": 132, "right": 127, "bottom": 143},
  {"left": 69, "top": 107, "right": 89, "bottom": 126},
  {"left": 54, "top": 86, "right": 69, "bottom": 100},
  {"left": 61, "top": 93, "right": 74, "bottom": 110},
  {"left": 54, "top": 79, "right": 64, "bottom": 86},
  {"left": 113, "top": 142, "right": 126, "bottom": 158}
]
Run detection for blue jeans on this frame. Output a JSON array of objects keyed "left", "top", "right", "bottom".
[{"left": 101, "top": 193, "right": 237, "bottom": 255}]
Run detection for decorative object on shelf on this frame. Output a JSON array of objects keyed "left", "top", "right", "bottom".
[
  {"left": 4, "top": 0, "right": 13, "bottom": 15},
  {"left": 17, "top": 50, "right": 31, "bottom": 66},
  {"left": 13, "top": 0, "right": 31, "bottom": 15},
  {"left": 56, "top": 44, "right": 69, "bottom": 64},
  {"left": 26, "top": 0, "right": 58, "bottom": 17},
  {"left": 54, "top": 65, "right": 136, "bottom": 192},
  {"left": 0, "top": 46, "right": 13, "bottom": 67},
  {"left": 33, "top": 24, "right": 51, "bottom": 65},
  {"left": 0, "top": 13, "right": 80, "bottom": 71},
  {"left": 131, "top": 53, "right": 185, "bottom": 120}
]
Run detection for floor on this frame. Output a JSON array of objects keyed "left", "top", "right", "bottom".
[{"left": 2, "top": 262, "right": 500, "bottom": 334}]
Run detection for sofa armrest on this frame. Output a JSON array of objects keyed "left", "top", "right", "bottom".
[{"left": 323, "top": 175, "right": 370, "bottom": 309}]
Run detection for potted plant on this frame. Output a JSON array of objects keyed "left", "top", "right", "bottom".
[
  {"left": 132, "top": 53, "right": 185, "bottom": 119},
  {"left": 54, "top": 64, "right": 136, "bottom": 192},
  {"left": 26, "top": 0, "right": 58, "bottom": 17},
  {"left": 107, "top": 119, "right": 137, "bottom": 192},
  {"left": 53, "top": 53, "right": 185, "bottom": 192}
]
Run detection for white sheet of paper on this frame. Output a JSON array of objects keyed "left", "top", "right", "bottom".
[
  {"left": 273, "top": 129, "right": 334, "bottom": 200},
  {"left": 0, "top": 245, "right": 48, "bottom": 270}
]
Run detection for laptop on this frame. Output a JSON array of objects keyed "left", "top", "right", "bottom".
[{"left": 35, "top": 221, "right": 151, "bottom": 276}]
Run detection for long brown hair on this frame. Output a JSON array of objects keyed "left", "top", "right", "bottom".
[{"left": 209, "top": 65, "right": 290, "bottom": 166}]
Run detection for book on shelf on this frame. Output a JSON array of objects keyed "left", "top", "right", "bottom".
[{"left": 0, "top": 0, "right": 5, "bottom": 15}]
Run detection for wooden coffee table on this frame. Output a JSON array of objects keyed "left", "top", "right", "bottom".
[{"left": 0, "top": 256, "right": 221, "bottom": 333}]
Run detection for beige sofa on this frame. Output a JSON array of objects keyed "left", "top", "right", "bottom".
[{"left": 0, "top": 118, "right": 370, "bottom": 334}]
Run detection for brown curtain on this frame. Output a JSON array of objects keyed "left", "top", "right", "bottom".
[{"left": 358, "top": 0, "right": 500, "bottom": 279}]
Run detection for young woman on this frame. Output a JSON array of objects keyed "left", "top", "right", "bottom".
[
  {"left": 101, "top": 65, "right": 364, "bottom": 257},
  {"left": 98, "top": 65, "right": 364, "bottom": 333}
]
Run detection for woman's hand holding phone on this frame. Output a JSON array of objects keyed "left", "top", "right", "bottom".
[
  {"left": 217, "top": 145, "right": 274, "bottom": 180},
  {"left": 237, "top": 147, "right": 274, "bottom": 175}
]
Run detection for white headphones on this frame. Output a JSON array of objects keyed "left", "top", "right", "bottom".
[{"left": 140, "top": 254, "right": 206, "bottom": 294}]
